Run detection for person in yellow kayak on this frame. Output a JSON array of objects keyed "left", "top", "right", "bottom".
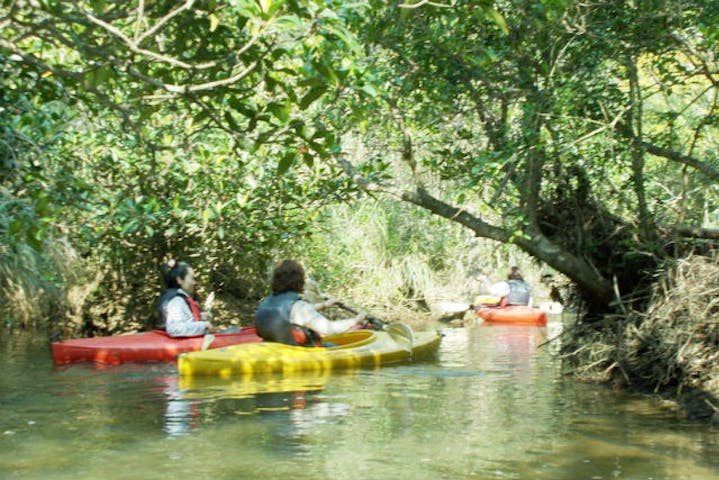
[
  {"left": 253, "top": 259, "right": 367, "bottom": 346},
  {"left": 157, "top": 260, "right": 213, "bottom": 337}
]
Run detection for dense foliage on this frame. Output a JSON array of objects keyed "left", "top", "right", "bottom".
[
  {"left": 1, "top": 0, "right": 369, "bottom": 331},
  {"left": 336, "top": 0, "right": 719, "bottom": 314},
  {"left": 2, "top": 0, "right": 719, "bottom": 335}
]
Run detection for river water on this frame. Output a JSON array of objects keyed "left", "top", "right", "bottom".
[{"left": 2, "top": 318, "right": 719, "bottom": 479}]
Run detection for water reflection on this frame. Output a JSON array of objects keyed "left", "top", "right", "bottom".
[
  {"left": 2, "top": 323, "right": 719, "bottom": 480},
  {"left": 159, "top": 376, "right": 200, "bottom": 437},
  {"left": 161, "top": 372, "right": 344, "bottom": 436}
]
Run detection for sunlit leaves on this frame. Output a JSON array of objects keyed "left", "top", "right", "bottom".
[
  {"left": 485, "top": 8, "right": 508, "bottom": 35},
  {"left": 4, "top": 0, "right": 368, "bottom": 162}
]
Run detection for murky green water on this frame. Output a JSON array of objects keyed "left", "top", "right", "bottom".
[{"left": 2, "top": 319, "right": 719, "bottom": 479}]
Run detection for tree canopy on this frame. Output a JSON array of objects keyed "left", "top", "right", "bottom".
[
  {"left": 334, "top": 0, "right": 719, "bottom": 313},
  {"left": 2, "top": 0, "right": 719, "bottom": 330}
]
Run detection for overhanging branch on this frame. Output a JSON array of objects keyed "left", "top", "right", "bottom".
[
  {"left": 664, "top": 224, "right": 719, "bottom": 241},
  {"left": 339, "top": 154, "right": 614, "bottom": 302},
  {"left": 641, "top": 141, "right": 719, "bottom": 182}
]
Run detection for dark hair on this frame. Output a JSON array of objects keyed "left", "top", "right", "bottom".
[
  {"left": 270, "top": 259, "right": 305, "bottom": 294},
  {"left": 507, "top": 266, "right": 524, "bottom": 281},
  {"left": 162, "top": 260, "right": 191, "bottom": 288}
]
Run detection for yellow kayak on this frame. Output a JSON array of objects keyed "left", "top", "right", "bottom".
[{"left": 178, "top": 327, "right": 442, "bottom": 378}]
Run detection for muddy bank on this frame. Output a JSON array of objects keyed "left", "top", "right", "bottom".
[{"left": 560, "top": 255, "right": 719, "bottom": 422}]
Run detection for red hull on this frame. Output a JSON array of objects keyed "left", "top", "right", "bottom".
[
  {"left": 51, "top": 328, "right": 262, "bottom": 365},
  {"left": 475, "top": 305, "right": 548, "bottom": 326}
]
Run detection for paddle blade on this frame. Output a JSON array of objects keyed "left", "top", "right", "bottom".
[
  {"left": 387, "top": 322, "right": 414, "bottom": 352},
  {"left": 201, "top": 334, "right": 215, "bottom": 351},
  {"left": 204, "top": 291, "right": 215, "bottom": 312}
]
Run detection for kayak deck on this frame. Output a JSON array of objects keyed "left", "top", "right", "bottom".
[{"left": 178, "top": 329, "right": 442, "bottom": 378}]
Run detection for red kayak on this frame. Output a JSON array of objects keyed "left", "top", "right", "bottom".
[
  {"left": 51, "top": 328, "right": 262, "bottom": 365},
  {"left": 475, "top": 305, "right": 548, "bottom": 326}
]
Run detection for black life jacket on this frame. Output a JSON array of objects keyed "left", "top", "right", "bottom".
[{"left": 253, "top": 292, "right": 320, "bottom": 346}]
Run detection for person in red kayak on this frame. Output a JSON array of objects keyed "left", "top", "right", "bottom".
[
  {"left": 505, "top": 266, "right": 531, "bottom": 306},
  {"left": 157, "top": 260, "right": 213, "bottom": 337},
  {"left": 253, "top": 259, "right": 367, "bottom": 346}
]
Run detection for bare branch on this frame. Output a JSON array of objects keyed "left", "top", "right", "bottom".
[
  {"left": 399, "top": 0, "right": 454, "bottom": 8},
  {"left": 135, "top": 0, "right": 195, "bottom": 45},
  {"left": 670, "top": 31, "right": 719, "bottom": 87},
  {"left": 133, "top": 0, "right": 146, "bottom": 42},
  {"left": 337, "top": 158, "right": 382, "bottom": 192},
  {"left": 664, "top": 224, "right": 719, "bottom": 241},
  {"left": 165, "top": 60, "right": 260, "bottom": 93},
  {"left": 84, "top": 10, "right": 216, "bottom": 70},
  {"left": 567, "top": 104, "right": 631, "bottom": 148}
]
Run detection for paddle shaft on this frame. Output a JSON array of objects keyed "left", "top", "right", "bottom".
[
  {"left": 334, "top": 302, "right": 414, "bottom": 352},
  {"left": 335, "top": 302, "right": 387, "bottom": 330}
]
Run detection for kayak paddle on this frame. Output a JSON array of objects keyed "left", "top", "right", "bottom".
[
  {"left": 335, "top": 302, "right": 414, "bottom": 352},
  {"left": 201, "top": 291, "right": 216, "bottom": 350}
]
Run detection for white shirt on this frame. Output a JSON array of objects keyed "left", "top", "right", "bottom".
[
  {"left": 289, "top": 300, "right": 357, "bottom": 336},
  {"left": 165, "top": 290, "right": 210, "bottom": 337}
]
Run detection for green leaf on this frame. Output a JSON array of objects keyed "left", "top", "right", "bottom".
[
  {"left": 358, "top": 84, "right": 378, "bottom": 98},
  {"left": 194, "top": 109, "right": 211, "bottom": 124},
  {"left": 274, "top": 15, "right": 305, "bottom": 32},
  {"left": 306, "top": 139, "right": 325, "bottom": 156},
  {"left": 299, "top": 86, "right": 327, "bottom": 110},
  {"left": 291, "top": 120, "right": 308, "bottom": 139},
  {"left": 486, "top": 8, "right": 508, "bottom": 35},
  {"left": 224, "top": 111, "right": 240, "bottom": 131},
  {"left": 267, "top": 102, "right": 291, "bottom": 122},
  {"left": 258, "top": 0, "right": 272, "bottom": 14},
  {"left": 229, "top": 98, "right": 257, "bottom": 119},
  {"left": 277, "top": 152, "right": 294, "bottom": 175},
  {"left": 312, "top": 60, "right": 339, "bottom": 86},
  {"left": 302, "top": 152, "right": 314, "bottom": 168},
  {"left": 89, "top": 0, "right": 107, "bottom": 13},
  {"left": 209, "top": 13, "right": 220, "bottom": 32}
]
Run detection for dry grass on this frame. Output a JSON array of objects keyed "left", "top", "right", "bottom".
[
  {"left": 0, "top": 243, "right": 61, "bottom": 328},
  {"left": 561, "top": 254, "right": 719, "bottom": 420}
]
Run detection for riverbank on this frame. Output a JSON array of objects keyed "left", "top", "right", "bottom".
[{"left": 560, "top": 254, "right": 719, "bottom": 423}]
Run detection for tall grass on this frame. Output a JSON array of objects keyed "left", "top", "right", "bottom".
[
  {"left": 295, "top": 199, "right": 545, "bottom": 323},
  {"left": 0, "top": 242, "right": 60, "bottom": 329},
  {"left": 0, "top": 231, "right": 102, "bottom": 335}
]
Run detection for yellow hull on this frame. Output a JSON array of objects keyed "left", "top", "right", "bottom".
[{"left": 178, "top": 329, "right": 442, "bottom": 378}]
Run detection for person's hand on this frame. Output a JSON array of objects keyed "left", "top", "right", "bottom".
[{"left": 354, "top": 311, "right": 368, "bottom": 324}]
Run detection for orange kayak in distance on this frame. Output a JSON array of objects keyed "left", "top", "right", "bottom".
[{"left": 474, "top": 305, "right": 548, "bottom": 326}]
